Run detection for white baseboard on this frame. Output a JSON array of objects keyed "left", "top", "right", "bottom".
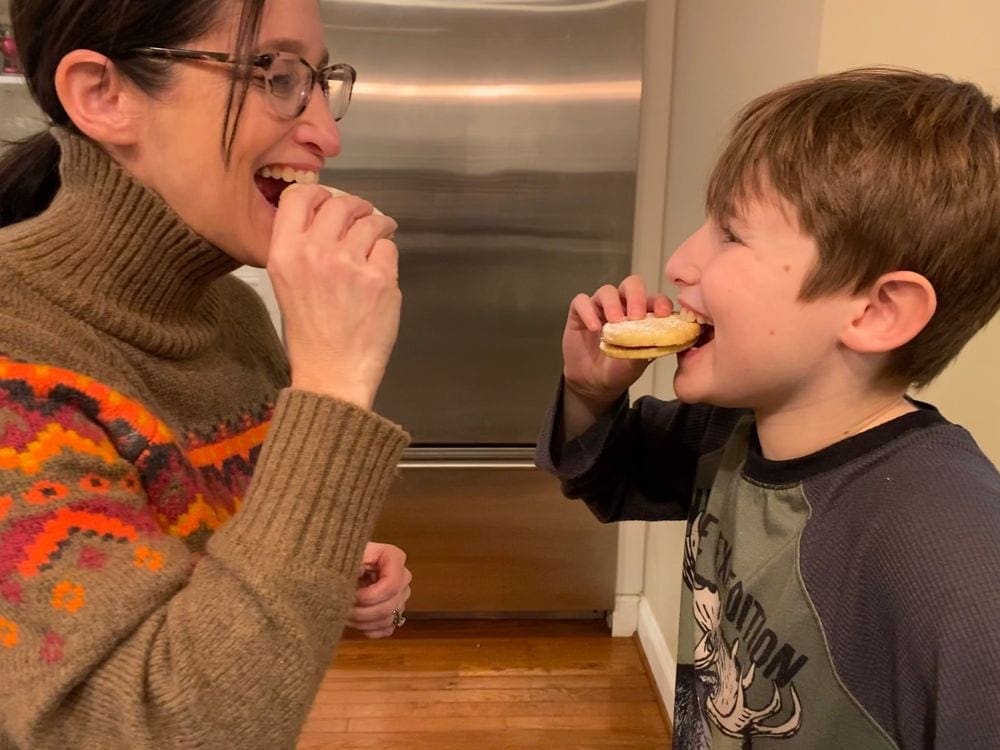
[
  {"left": 609, "top": 593, "right": 640, "bottom": 637},
  {"left": 636, "top": 597, "right": 676, "bottom": 722}
]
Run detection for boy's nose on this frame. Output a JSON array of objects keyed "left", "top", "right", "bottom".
[{"left": 665, "top": 222, "right": 708, "bottom": 287}]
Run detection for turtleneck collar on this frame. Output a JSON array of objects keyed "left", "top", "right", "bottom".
[{"left": 0, "top": 128, "right": 241, "bottom": 359}]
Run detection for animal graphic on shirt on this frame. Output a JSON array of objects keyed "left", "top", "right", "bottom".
[{"left": 682, "top": 512, "right": 802, "bottom": 741}]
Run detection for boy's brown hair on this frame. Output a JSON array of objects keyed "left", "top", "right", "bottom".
[{"left": 706, "top": 67, "right": 1000, "bottom": 387}]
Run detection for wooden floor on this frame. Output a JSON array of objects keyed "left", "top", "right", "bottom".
[{"left": 298, "top": 618, "right": 671, "bottom": 749}]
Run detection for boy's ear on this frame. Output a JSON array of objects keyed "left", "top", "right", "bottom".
[
  {"left": 840, "top": 271, "right": 936, "bottom": 354},
  {"left": 54, "top": 50, "right": 144, "bottom": 146}
]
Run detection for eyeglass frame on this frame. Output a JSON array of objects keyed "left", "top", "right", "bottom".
[{"left": 125, "top": 46, "right": 357, "bottom": 121}]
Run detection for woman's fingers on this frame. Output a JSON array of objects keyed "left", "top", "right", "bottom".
[
  {"left": 351, "top": 585, "right": 412, "bottom": 624},
  {"left": 368, "top": 238, "right": 399, "bottom": 278},
  {"left": 340, "top": 213, "right": 399, "bottom": 259},
  {"left": 267, "top": 185, "right": 402, "bottom": 406}
]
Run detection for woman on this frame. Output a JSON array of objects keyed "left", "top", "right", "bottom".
[{"left": 0, "top": 0, "right": 411, "bottom": 746}]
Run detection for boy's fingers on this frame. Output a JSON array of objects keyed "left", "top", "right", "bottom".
[
  {"left": 569, "top": 293, "right": 603, "bottom": 332},
  {"left": 618, "top": 275, "right": 648, "bottom": 320},
  {"left": 649, "top": 295, "right": 673, "bottom": 316},
  {"left": 593, "top": 284, "right": 626, "bottom": 323}
]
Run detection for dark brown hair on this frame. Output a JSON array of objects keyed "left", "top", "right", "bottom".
[
  {"left": 707, "top": 67, "right": 1000, "bottom": 387},
  {"left": 0, "top": 0, "right": 266, "bottom": 227}
]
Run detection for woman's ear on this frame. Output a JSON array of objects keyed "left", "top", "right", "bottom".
[
  {"left": 840, "top": 271, "right": 937, "bottom": 353},
  {"left": 54, "top": 50, "right": 143, "bottom": 145}
]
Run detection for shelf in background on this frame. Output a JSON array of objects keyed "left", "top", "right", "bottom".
[{"left": 0, "top": 74, "right": 25, "bottom": 85}]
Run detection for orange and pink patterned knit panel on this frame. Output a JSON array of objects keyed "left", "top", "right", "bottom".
[{"left": 0, "top": 358, "right": 272, "bottom": 613}]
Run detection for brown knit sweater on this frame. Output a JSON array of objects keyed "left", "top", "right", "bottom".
[{"left": 0, "top": 130, "right": 410, "bottom": 749}]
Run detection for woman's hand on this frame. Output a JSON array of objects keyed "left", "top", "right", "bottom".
[
  {"left": 348, "top": 542, "right": 412, "bottom": 639},
  {"left": 267, "top": 185, "right": 400, "bottom": 409},
  {"left": 561, "top": 275, "right": 672, "bottom": 438}
]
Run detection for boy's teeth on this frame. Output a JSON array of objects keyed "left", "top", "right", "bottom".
[
  {"left": 257, "top": 166, "right": 319, "bottom": 184},
  {"left": 678, "top": 307, "right": 709, "bottom": 325}
]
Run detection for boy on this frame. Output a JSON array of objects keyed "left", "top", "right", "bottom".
[{"left": 536, "top": 68, "right": 1000, "bottom": 747}]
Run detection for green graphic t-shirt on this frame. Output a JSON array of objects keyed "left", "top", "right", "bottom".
[{"left": 537, "top": 390, "right": 1000, "bottom": 748}]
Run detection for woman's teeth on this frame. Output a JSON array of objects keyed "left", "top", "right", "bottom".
[
  {"left": 678, "top": 307, "right": 710, "bottom": 325},
  {"left": 256, "top": 166, "right": 320, "bottom": 184}
]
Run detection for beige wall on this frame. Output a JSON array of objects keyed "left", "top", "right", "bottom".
[
  {"left": 816, "top": 0, "right": 1000, "bottom": 462},
  {"left": 636, "top": 0, "right": 1000, "bottom": 676},
  {"left": 637, "top": 0, "right": 825, "bottom": 668}
]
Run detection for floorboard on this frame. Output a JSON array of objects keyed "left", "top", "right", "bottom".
[{"left": 298, "top": 618, "right": 671, "bottom": 749}]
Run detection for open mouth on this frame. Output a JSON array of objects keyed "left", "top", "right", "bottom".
[
  {"left": 678, "top": 306, "right": 715, "bottom": 349},
  {"left": 693, "top": 324, "right": 716, "bottom": 348},
  {"left": 254, "top": 166, "right": 320, "bottom": 209}
]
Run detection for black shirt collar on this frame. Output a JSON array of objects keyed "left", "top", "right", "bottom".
[{"left": 742, "top": 399, "right": 947, "bottom": 486}]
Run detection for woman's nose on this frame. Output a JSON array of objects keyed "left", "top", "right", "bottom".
[{"left": 296, "top": 88, "right": 342, "bottom": 158}]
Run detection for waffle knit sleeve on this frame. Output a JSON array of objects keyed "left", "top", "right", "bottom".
[
  {"left": 0, "top": 371, "right": 409, "bottom": 749},
  {"left": 534, "top": 377, "right": 747, "bottom": 522}
]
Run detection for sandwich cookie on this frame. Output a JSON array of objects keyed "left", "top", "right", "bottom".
[
  {"left": 322, "top": 185, "right": 385, "bottom": 216},
  {"left": 600, "top": 313, "right": 702, "bottom": 360},
  {"left": 322, "top": 185, "right": 394, "bottom": 242}
]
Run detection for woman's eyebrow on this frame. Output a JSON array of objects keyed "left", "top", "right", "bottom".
[{"left": 257, "top": 37, "right": 329, "bottom": 66}]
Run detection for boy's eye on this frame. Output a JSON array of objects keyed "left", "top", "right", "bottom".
[{"left": 720, "top": 226, "right": 742, "bottom": 244}]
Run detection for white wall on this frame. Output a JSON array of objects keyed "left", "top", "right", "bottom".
[{"left": 634, "top": 0, "right": 1000, "bottom": 716}]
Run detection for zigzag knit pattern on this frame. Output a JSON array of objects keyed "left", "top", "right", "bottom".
[{"left": 0, "top": 357, "right": 272, "bottom": 635}]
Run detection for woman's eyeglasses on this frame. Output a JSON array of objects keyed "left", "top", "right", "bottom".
[{"left": 127, "top": 47, "right": 356, "bottom": 121}]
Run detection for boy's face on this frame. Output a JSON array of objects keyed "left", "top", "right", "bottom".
[{"left": 665, "top": 190, "right": 859, "bottom": 414}]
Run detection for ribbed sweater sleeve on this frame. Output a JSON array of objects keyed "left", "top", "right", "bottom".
[{"left": 0, "top": 377, "right": 408, "bottom": 749}]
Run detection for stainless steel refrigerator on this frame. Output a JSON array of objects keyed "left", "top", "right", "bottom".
[{"left": 322, "top": 0, "right": 645, "bottom": 615}]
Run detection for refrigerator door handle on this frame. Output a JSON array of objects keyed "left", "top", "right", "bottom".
[{"left": 397, "top": 461, "right": 537, "bottom": 470}]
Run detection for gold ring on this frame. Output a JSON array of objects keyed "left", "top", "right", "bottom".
[{"left": 392, "top": 608, "right": 406, "bottom": 628}]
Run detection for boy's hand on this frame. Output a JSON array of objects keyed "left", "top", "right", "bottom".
[
  {"left": 267, "top": 185, "right": 400, "bottom": 410},
  {"left": 562, "top": 275, "right": 672, "bottom": 427}
]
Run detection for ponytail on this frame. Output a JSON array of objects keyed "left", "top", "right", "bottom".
[{"left": 0, "top": 129, "right": 61, "bottom": 228}]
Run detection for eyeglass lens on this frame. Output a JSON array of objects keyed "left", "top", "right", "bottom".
[{"left": 266, "top": 56, "right": 352, "bottom": 120}]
